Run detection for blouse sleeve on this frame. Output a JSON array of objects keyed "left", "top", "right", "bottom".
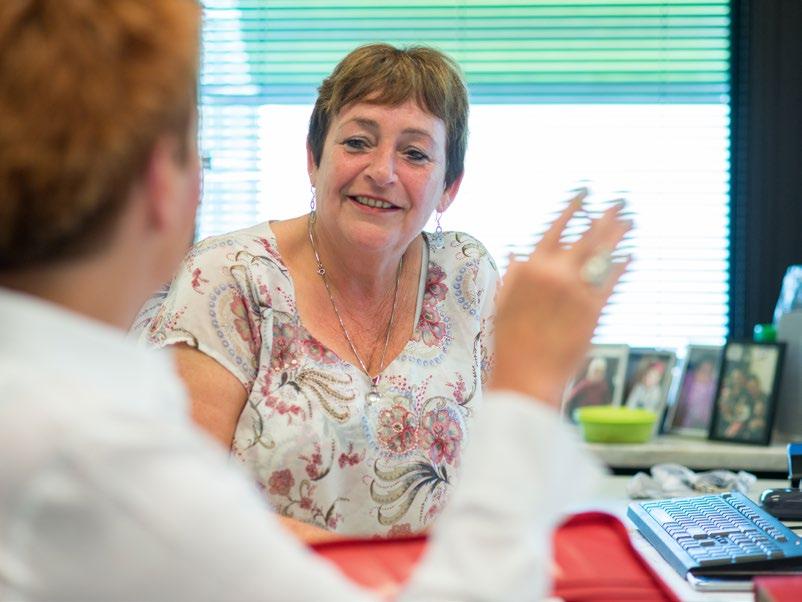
[
  {"left": 137, "top": 235, "right": 269, "bottom": 390},
  {"left": 478, "top": 258, "right": 499, "bottom": 388},
  {"left": 465, "top": 236, "right": 499, "bottom": 389}
]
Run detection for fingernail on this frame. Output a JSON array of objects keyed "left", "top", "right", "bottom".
[{"left": 570, "top": 188, "right": 588, "bottom": 207}]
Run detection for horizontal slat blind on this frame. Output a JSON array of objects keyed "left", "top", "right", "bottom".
[
  {"left": 202, "top": 0, "right": 729, "bottom": 103},
  {"left": 198, "top": 0, "right": 730, "bottom": 349}
]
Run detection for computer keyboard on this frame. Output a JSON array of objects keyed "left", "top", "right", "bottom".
[{"left": 627, "top": 492, "right": 802, "bottom": 578}]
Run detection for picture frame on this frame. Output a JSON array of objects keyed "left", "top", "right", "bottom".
[
  {"left": 708, "top": 341, "right": 786, "bottom": 446},
  {"left": 622, "top": 348, "right": 676, "bottom": 425},
  {"left": 562, "top": 344, "right": 629, "bottom": 421},
  {"left": 664, "top": 345, "right": 723, "bottom": 437}
]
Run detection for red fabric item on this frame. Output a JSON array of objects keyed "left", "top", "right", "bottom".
[
  {"left": 753, "top": 576, "right": 802, "bottom": 602},
  {"left": 551, "top": 512, "right": 680, "bottom": 601},
  {"left": 311, "top": 511, "right": 679, "bottom": 601}
]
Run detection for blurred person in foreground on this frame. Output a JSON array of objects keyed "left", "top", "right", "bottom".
[{"left": 0, "top": 1, "right": 630, "bottom": 600}]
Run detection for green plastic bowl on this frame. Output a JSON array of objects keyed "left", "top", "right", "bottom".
[{"left": 575, "top": 405, "right": 657, "bottom": 444}]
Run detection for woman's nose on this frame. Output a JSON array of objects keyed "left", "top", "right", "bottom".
[{"left": 365, "top": 147, "right": 397, "bottom": 186}]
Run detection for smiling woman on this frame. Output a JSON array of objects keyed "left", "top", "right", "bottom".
[{"left": 136, "top": 44, "right": 500, "bottom": 537}]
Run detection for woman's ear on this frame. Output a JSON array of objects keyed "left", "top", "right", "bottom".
[
  {"left": 438, "top": 172, "right": 464, "bottom": 213},
  {"left": 306, "top": 142, "right": 317, "bottom": 187}
]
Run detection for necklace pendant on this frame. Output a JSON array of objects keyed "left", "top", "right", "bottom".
[{"left": 366, "top": 383, "right": 382, "bottom": 405}]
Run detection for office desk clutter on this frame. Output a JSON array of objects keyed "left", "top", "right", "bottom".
[
  {"left": 774, "top": 266, "right": 802, "bottom": 443},
  {"left": 627, "top": 463, "right": 756, "bottom": 499},
  {"left": 311, "top": 512, "right": 680, "bottom": 602},
  {"left": 628, "top": 492, "right": 802, "bottom": 581},
  {"left": 663, "top": 345, "right": 722, "bottom": 437},
  {"left": 564, "top": 345, "right": 682, "bottom": 435},
  {"left": 562, "top": 338, "right": 793, "bottom": 447},
  {"left": 754, "top": 576, "right": 802, "bottom": 602},
  {"left": 708, "top": 341, "right": 785, "bottom": 446},
  {"left": 575, "top": 405, "right": 657, "bottom": 443}
]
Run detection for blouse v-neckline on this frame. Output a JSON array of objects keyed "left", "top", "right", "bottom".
[{"left": 265, "top": 221, "right": 430, "bottom": 376}]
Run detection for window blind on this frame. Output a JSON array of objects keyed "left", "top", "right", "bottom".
[{"left": 199, "top": 0, "right": 730, "bottom": 349}]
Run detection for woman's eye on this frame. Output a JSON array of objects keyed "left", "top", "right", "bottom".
[
  {"left": 405, "top": 148, "right": 429, "bottom": 163},
  {"left": 343, "top": 138, "right": 368, "bottom": 151}
]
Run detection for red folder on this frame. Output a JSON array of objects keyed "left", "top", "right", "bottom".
[
  {"left": 312, "top": 511, "right": 679, "bottom": 601},
  {"left": 754, "top": 576, "right": 802, "bottom": 602}
]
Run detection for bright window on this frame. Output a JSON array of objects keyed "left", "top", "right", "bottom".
[{"left": 199, "top": 0, "right": 731, "bottom": 349}]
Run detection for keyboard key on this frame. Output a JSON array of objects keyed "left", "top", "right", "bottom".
[
  {"left": 687, "top": 526, "right": 708, "bottom": 539},
  {"left": 650, "top": 508, "right": 675, "bottom": 525},
  {"left": 698, "top": 557, "right": 732, "bottom": 567}
]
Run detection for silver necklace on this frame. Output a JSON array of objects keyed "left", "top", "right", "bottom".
[{"left": 307, "top": 212, "right": 403, "bottom": 404}]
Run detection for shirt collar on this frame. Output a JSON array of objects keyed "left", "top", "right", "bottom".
[{"left": 0, "top": 287, "right": 188, "bottom": 419}]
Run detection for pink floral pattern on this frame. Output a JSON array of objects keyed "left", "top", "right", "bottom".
[
  {"left": 418, "top": 409, "right": 462, "bottom": 465},
  {"left": 268, "top": 469, "right": 294, "bottom": 496},
  {"left": 230, "top": 292, "right": 260, "bottom": 356},
  {"left": 300, "top": 443, "right": 328, "bottom": 480},
  {"left": 302, "top": 337, "right": 340, "bottom": 365},
  {"left": 191, "top": 268, "right": 209, "bottom": 293},
  {"left": 337, "top": 442, "right": 362, "bottom": 468},
  {"left": 416, "top": 264, "right": 448, "bottom": 347},
  {"left": 377, "top": 405, "right": 418, "bottom": 454},
  {"left": 387, "top": 523, "right": 413, "bottom": 538},
  {"left": 136, "top": 224, "right": 498, "bottom": 537},
  {"left": 447, "top": 374, "right": 467, "bottom": 405},
  {"left": 270, "top": 322, "right": 302, "bottom": 373}
]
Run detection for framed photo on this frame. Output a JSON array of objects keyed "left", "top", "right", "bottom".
[
  {"left": 664, "top": 345, "right": 723, "bottom": 437},
  {"left": 563, "top": 345, "right": 628, "bottom": 421},
  {"left": 709, "top": 341, "right": 785, "bottom": 445},
  {"left": 622, "top": 349, "right": 676, "bottom": 424}
]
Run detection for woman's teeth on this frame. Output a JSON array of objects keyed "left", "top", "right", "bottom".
[{"left": 353, "top": 196, "right": 393, "bottom": 209}]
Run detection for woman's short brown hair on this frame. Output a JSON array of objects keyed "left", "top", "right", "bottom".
[
  {"left": 0, "top": 0, "right": 200, "bottom": 269},
  {"left": 307, "top": 44, "right": 469, "bottom": 189}
]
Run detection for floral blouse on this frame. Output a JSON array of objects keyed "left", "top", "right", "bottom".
[{"left": 140, "top": 222, "right": 498, "bottom": 537}]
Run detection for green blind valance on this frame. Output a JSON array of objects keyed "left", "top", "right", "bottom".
[{"left": 201, "top": 0, "right": 730, "bottom": 104}]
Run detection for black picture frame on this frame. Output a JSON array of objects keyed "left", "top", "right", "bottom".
[
  {"left": 708, "top": 341, "right": 786, "bottom": 446},
  {"left": 664, "top": 345, "right": 723, "bottom": 438}
]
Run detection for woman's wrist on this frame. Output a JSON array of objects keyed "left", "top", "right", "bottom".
[{"left": 487, "top": 362, "right": 564, "bottom": 410}]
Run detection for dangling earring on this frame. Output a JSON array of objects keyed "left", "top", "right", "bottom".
[
  {"left": 432, "top": 210, "right": 445, "bottom": 249},
  {"left": 310, "top": 186, "right": 317, "bottom": 213}
]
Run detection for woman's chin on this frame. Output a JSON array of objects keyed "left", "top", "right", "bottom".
[{"left": 342, "top": 224, "right": 412, "bottom": 257}]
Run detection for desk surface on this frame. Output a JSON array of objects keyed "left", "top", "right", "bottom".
[
  {"left": 589, "top": 475, "right": 792, "bottom": 602},
  {"left": 586, "top": 434, "right": 788, "bottom": 474}
]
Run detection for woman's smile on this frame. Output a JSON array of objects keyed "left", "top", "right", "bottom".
[{"left": 348, "top": 194, "right": 399, "bottom": 211}]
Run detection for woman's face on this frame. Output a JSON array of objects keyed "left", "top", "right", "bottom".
[{"left": 308, "top": 99, "right": 462, "bottom": 256}]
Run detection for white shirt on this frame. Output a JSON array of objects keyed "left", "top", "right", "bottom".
[{"left": 0, "top": 288, "right": 601, "bottom": 601}]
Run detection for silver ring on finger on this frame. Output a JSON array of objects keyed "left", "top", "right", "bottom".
[{"left": 580, "top": 250, "right": 613, "bottom": 287}]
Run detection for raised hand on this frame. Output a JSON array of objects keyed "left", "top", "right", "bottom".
[{"left": 489, "top": 190, "right": 631, "bottom": 408}]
